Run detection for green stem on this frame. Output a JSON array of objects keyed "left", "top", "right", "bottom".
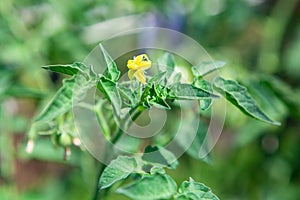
[
  {"left": 113, "top": 82, "right": 145, "bottom": 143},
  {"left": 111, "top": 105, "right": 143, "bottom": 144},
  {"left": 92, "top": 103, "right": 145, "bottom": 200},
  {"left": 93, "top": 81, "right": 147, "bottom": 199},
  {"left": 95, "top": 100, "right": 111, "bottom": 140},
  {"left": 92, "top": 160, "right": 107, "bottom": 200},
  {"left": 138, "top": 82, "right": 142, "bottom": 98}
]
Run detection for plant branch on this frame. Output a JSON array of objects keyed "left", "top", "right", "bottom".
[
  {"left": 111, "top": 105, "right": 144, "bottom": 144},
  {"left": 93, "top": 103, "right": 145, "bottom": 200}
]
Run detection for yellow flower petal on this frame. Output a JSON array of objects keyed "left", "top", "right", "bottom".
[
  {"left": 128, "top": 69, "right": 135, "bottom": 80},
  {"left": 131, "top": 54, "right": 151, "bottom": 70},
  {"left": 138, "top": 60, "right": 151, "bottom": 70},
  {"left": 136, "top": 54, "right": 147, "bottom": 61},
  {"left": 127, "top": 60, "right": 138, "bottom": 70},
  {"left": 135, "top": 70, "right": 146, "bottom": 84},
  {"left": 127, "top": 54, "right": 151, "bottom": 84}
]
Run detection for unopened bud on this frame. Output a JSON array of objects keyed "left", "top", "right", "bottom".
[
  {"left": 25, "top": 139, "right": 35, "bottom": 153},
  {"left": 72, "top": 137, "right": 81, "bottom": 146},
  {"left": 64, "top": 147, "right": 71, "bottom": 160}
]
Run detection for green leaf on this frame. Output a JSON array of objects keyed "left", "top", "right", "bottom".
[
  {"left": 149, "top": 166, "right": 166, "bottom": 175},
  {"left": 192, "top": 61, "right": 225, "bottom": 77},
  {"left": 99, "top": 156, "right": 139, "bottom": 190},
  {"left": 149, "top": 97, "right": 170, "bottom": 110},
  {"left": 158, "top": 53, "right": 175, "bottom": 78},
  {"left": 142, "top": 145, "right": 178, "bottom": 169},
  {"left": 117, "top": 173, "right": 177, "bottom": 200},
  {"left": 148, "top": 71, "right": 167, "bottom": 85},
  {"left": 175, "top": 193, "right": 199, "bottom": 200},
  {"left": 170, "top": 83, "right": 219, "bottom": 100},
  {"left": 176, "top": 178, "right": 219, "bottom": 200},
  {"left": 97, "top": 76, "right": 121, "bottom": 116},
  {"left": 173, "top": 72, "right": 182, "bottom": 83},
  {"left": 140, "top": 85, "right": 152, "bottom": 109},
  {"left": 193, "top": 79, "right": 213, "bottom": 110},
  {"left": 118, "top": 85, "right": 137, "bottom": 106},
  {"left": 114, "top": 135, "right": 142, "bottom": 153},
  {"left": 177, "top": 121, "right": 211, "bottom": 164},
  {"left": 213, "top": 77, "right": 281, "bottom": 125},
  {"left": 42, "top": 62, "right": 86, "bottom": 76},
  {"left": 154, "top": 83, "right": 167, "bottom": 98},
  {"left": 150, "top": 84, "right": 171, "bottom": 109},
  {"left": 34, "top": 77, "right": 75, "bottom": 123},
  {"left": 100, "top": 44, "right": 120, "bottom": 82},
  {"left": 140, "top": 84, "right": 170, "bottom": 110}
]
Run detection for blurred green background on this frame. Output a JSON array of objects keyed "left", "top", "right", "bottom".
[{"left": 1, "top": 0, "right": 300, "bottom": 199}]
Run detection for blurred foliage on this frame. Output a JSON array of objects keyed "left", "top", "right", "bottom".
[{"left": 1, "top": 0, "right": 300, "bottom": 200}]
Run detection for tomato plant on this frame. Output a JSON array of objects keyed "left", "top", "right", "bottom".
[{"left": 26, "top": 45, "right": 279, "bottom": 199}]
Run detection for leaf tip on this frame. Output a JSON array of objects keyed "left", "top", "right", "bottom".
[
  {"left": 272, "top": 121, "right": 281, "bottom": 126},
  {"left": 216, "top": 61, "right": 226, "bottom": 67}
]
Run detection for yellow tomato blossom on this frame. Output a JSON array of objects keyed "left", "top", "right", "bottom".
[{"left": 127, "top": 54, "right": 151, "bottom": 84}]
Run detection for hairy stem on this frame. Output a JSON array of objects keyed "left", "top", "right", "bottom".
[
  {"left": 111, "top": 105, "right": 144, "bottom": 144},
  {"left": 93, "top": 104, "right": 145, "bottom": 200},
  {"left": 92, "top": 159, "right": 107, "bottom": 200}
]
